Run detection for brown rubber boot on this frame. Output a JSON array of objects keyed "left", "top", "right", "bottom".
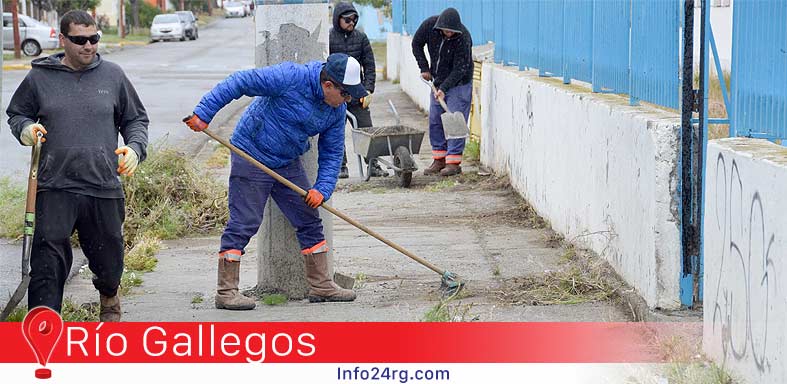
[
  {"left": 440, "top": 163, "right": 462, "bottom": 176},
  {"left": 215, "top": 258, "right": 257, "bottom": 310},
  {"left": 99, "top": 294, "right": 121, "bottom": 322},
  {"left": 304, "top": 252, "right": 356, "bottom": 303},
  {"left": 423, "top": 158, "right": 446, "bottom": 175}
]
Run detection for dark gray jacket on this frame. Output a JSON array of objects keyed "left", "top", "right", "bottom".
[
  {"left": 329, "top": 1, "right": 376, "bottom": 96},
  {"left": 412, "top": 8, "right": 474, "bottom": 92},
  {"left": 7, "top": 53, "right": 149, "bottom": 199}
]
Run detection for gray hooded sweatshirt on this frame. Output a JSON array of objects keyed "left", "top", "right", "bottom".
[{"left": 7, "top": 53, "right": 149, "bottom": 199}]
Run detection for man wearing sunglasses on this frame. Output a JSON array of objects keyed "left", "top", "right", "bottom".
[
  {"left": 329, "top": 2, "right": 382, "bottom": 179},
  {"left": 183, "top": 53, "right": 366, "bottom": 309},
  {"left": 6, "top": 10, "right": 149, "bottom": 322}
]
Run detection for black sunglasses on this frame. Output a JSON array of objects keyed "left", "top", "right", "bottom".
[
  {"left": 341, "top": 15, "right": 357, "bottom": 24},
  {"left": 64, "top": 34, "right": 101, "bottom": 45},
  {"left": 329, "top": 80, "right": 351, "bottom": 98}
]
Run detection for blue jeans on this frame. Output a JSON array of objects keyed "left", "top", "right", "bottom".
[
  {"left": 428, "top": 82, "right": 472, "bottom": 164},
  {"left": 220, "top": 153, "right": 325, "bottom": 255}
]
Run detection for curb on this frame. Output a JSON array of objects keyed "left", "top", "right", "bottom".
[{"left": 2, "top": 63, "right": 32, "bottom": 71}]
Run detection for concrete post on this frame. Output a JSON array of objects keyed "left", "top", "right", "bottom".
[{"left": 254, "top": 1, "right": 334, "bottom": 299}]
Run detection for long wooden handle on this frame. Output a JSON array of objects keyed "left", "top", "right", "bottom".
[
  {"left": 203, "top": 129, "right": 446, "bottom": 276},
  {"left": 427, "top": 80, "right": 451, "bottom": 113}
]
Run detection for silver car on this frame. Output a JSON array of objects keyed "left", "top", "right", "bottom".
[
  {"left": 224, "top": 2, "right": 246, "bottom": 18},
  {"left": 150, "top": 14, "right": 186, "bottom": 42},
  {"left": 3, "top": 13, "right": 59, "bottom": 56}
]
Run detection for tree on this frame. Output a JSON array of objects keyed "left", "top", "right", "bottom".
[
  {"left": 52, "top": 0, "right": 101, "bottom": 17},
  {"left": 340, "top": 0, "right": 391, "bottom": 18}
]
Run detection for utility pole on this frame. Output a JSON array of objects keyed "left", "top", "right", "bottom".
[
  {"left": 119, "top": 0, "right": 125, "bottom": 38},
  {"left": 179, "top": 0, "right": 185, "bottom": 11},
  {"left": 11, "top": 0, "right": 22, "bottom": 59}
]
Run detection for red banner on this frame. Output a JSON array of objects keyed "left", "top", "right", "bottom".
[{"left": 0, "top": 321, "right": 696, "bottom": 364}]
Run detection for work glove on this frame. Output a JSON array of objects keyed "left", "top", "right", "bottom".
[
  {"left": 183, "top": 113, "right": 208, "bottom": 132},
  {"left": 360, "top": 92, "right": 372, "bottom": 109},
  {"left": 304, "top": 189, "right": 324, "bottom": 208},
  {"left": 115, "top": 146, "right": 139, "bottom": 176},
  {"left": 20, "top": 123, "right": 47, "bottom": 146}
]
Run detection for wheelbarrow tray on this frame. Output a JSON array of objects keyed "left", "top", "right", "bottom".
[{"left": 351, "top": 125, "right": 425, "bottom": 159}]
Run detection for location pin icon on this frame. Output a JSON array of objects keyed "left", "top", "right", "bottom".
[{"left": 22, "top": 307, "right": 64, "bottom": 379}]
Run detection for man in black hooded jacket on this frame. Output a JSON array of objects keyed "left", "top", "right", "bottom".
[
  {"left": 6, "top": 11, "right": 148, "bottom": 322},
  {"left": 412, "top": 7, "right": 473, "bottom": 176},
  {"left": 329, "top": 2, "right": 386, "bottom": 178}
]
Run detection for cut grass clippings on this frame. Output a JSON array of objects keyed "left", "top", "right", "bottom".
[
  {"left": 123, "top": 147, "right": 229, "bottom": 248},
  {"left": 422, "top": 298, "right": 476, "bottom": 322},
  {"left": 206, "top": 145, "right": 230, "bottom": 169}
]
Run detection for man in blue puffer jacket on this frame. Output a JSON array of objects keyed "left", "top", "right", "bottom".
[{"left": 184, "top": 53, "right": 366, "bottom": 309}]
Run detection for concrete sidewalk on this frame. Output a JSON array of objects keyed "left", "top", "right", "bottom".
[{"left": 63, "top": 80, "right": 635, "bottom": 322}]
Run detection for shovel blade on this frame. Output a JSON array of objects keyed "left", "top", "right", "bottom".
[{"left": 441, "top": 112, "right": 469, "bottom": 139}]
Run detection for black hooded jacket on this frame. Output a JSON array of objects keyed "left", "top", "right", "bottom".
[
  {"left": 329, "top": 2, "right": 376, "bottom": 95},
  {"left": 411, "top": 8, "right": 474, "bottom": 92}
]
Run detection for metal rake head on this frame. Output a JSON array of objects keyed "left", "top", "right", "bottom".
[{"left": 439, "top": 271, "right": 465, "bottom": 298}]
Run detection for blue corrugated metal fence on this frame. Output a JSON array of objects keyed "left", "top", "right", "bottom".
[
  {"left": 392, "top": 0, "right": 681, "bottom": 109},
  {"left": 731, "top": 0, "right": 787, "bottom": 140}
]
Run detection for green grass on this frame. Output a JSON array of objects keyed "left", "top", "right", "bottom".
[
  {"left": 0, "top": 177, "right": 25, "bottom": 239},
  {"left": 425, "top": 179, "right": 458, "bottom": 192},
  {"left": 2, "top": 298, "right": 99, "bottom": 322},
  {"left": 463, "top": 139, "right": 480, "bottom": 163},
  {"left": 99, "top": 30, "right": 151, "bottom": 44},
  {"left": 422, "top": 299, "right": 475, "bottom": 322},
  {"left": 124, "top": 235, "right": 161, "bottom": 272},
  {"left": 261, "top": 293, "right": 288, "bottom": 305},
  {"left": 191, "top": 294, "right": 204, "bottom": 304},
  {"left": 120, "top": 270, "right": 144, "bottom": 296}
]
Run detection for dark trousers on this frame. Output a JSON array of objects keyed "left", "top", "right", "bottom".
[
  {"left": 342, "top": 102, "right": 374, "bottom": 168},
  {"left": 28, "top": 191, "right": 125, "bottom": 312},
  {"left": 220, "top": 153, "right": 325, "bottom": 253},
  {"left": 429, "top": 82, "right": 472, "bottom": 164}
]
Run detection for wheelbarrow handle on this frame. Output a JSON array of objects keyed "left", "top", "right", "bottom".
[{"left": 202, "top": 129, "right": 447, "bottom": 277}]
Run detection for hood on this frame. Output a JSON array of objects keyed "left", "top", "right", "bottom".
[
  {"left": 332, "top": 2, "right": 358, "bottom": 32},
  {"left": 434, "top": 7, "right": 463, "bottom": 34},
  {"left": 31, "top": 52, "right": 102, "bottom": 72}
]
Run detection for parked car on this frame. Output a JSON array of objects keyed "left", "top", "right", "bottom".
[
  {"left": 224, "top": 2, "right": 246, "bottom": 18},
  {"left": 3, "top": 12, "right": 58, "bottom": 56},
  {"left": 175, "top": 11, "right": 198, "bottom": 40},
  {"left": 150, "top": 13, "right": 186, "bottom": 42},
  {"left": 240, "top": 0, "right": 253, "bottom": 16}
]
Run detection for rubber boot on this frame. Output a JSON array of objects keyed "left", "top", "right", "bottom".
[
  {"left": 99, "top": 294, "right": 121, "bottom": 322},
  {"left": 339, "top": 166, "right": 349, "bottom": 179},
  {"left": 215, "top": 258, "right": 256, "bottom": 310},
  {"left": 423, "top": 158, "right": 446, "bottom": 176},
  {"left": 304, "top": 252, "right": 356, "bottom": 303},
  {"left": 440, "top": 163, "right": 462, "bottom": 176}
]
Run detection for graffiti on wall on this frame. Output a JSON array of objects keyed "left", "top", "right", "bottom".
[{"left": 709, "top": 152, "right": 778, "bottom": 372}]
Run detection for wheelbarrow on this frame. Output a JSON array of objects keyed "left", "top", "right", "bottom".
[{"left": 349, "top": 100, "right": 425, "bottom": 188}]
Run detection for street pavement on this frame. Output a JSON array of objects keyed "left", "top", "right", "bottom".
[{"left": 0, "top": 16, "right": 255, "bottom": 310}]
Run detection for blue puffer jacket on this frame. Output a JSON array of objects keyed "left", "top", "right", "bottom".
[{"left": 193, "top": 61, "right": 346, "bottom": 201}]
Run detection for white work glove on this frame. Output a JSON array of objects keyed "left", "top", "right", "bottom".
[
  {"left": 20, "top": 123, "right": 47, "bottom": 146},
  {"left": 115, "top": 146, "right": 139, "bottom": 176},
  {"left": 360, "top": 92, "right": 372, "bottom": 109}
]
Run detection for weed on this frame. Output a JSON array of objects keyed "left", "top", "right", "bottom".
[
  {"left": 463, "top": 139, "right": 480, "bottom": 163},
  {"left": 191, "top": 294, "right": 204, "bottom": 304},
  {"left": 120, "top": 270, "right": 143, "bottom": 296},
  {"left": 0, "top": 177, "right": 25, "bottom": 239},
  {"left": 492, "top": 266, "right": 501, "bottom": 277},
  {"left": 125, "top": 235, "right": 160, "bottom": 272},
  {"left": 261, "top": 294, "right": 288, "bottom": 306},
  {"left": 353, "top": 272, "right": 368, "bottom": 289},
  {"left": 425, "top": 179, "right": 458, "bottom": 192},
  {"left": 206, "top": 146, "right": 230, "bottom": 169},
  {"left": 3, "top": 298, "right": 99, "bottom": 322},
  {"left": 392, "top": 78, "right": 400, "bottom": 85},
  {"left": 422, "top": 299, "right": 476, "bottom": 322}
]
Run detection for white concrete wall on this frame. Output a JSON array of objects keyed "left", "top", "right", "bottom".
[
  {"left": 388, "top": 33, "right": 683, "bottom": 308},
  {"left": 703, "top": 138, "right": 787, "bottom": 384}
]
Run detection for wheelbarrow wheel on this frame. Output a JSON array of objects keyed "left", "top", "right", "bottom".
[{"left": 393, "top": 146, "right": 414, "bottom": 188}]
